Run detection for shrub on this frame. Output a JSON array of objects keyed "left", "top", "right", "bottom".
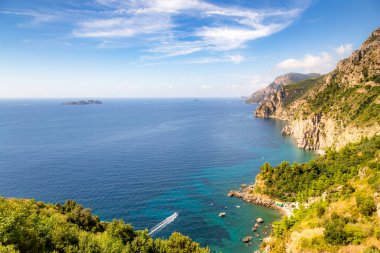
[
  {"left": 324, "top": 217, "right": 348, "bottom": 245},
  {"left": 344, "top": 224, "right": 367, "bottom": 244},
  {"left": 374, "top": 227, "right": 380, "bottom": 240},
  {"left": 364, "top": 246, "right": 380, "bottom": 253},
  {"left": 356, "top": 195, "right": 376, "bottom": 216},
  {"left": 315, "top": 205, "right": 325, "bottom": 218}
]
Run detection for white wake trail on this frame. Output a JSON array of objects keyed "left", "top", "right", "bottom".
[{"left": 148, "top": 212, "right": 178, "bottom": 236}]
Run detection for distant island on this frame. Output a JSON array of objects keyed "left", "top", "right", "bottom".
[{"left": 62, "top": 100, "right": 103, "bottom": 105}]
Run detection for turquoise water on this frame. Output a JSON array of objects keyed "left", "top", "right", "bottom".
[{"left": 0, "top": 98, "right": 313, "bottom": 252}]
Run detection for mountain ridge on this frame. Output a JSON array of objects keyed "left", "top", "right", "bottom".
[
  {"left": 246, "top": 73, "right": 321, "bottom": 104},
  {"left": 253, "top": 27, "right": 380, "bottom": 153}
]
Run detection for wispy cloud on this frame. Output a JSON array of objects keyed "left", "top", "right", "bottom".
[
  {"left": 74, "top": 15, "right": 173, "bottom": 38},
  {"left": 179, "top": 55, "right": 247, "bottom": 64},
  {"left": 75, "top": 0, "right": 308, "bottom": 58},
  {"left": 3, "top": 0, "right": 310, "bottom": 61},
  {"left": 0, "top": 10, "right": 58, "bottom": 26},
  {"left": 334, "top": 43, "right": 353, "bottom": 55}
]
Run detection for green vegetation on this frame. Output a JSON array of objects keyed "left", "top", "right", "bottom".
[
  {"left": 255, "top": 135, "right": 380, "bottom": 252},
  {"left": 309, "top": 78, "right": 342, "bottom": 114},
  {"left": 256, "top": 136, "right": 380, "bottom": 202},
  {"left": 303, "top": 72, "right": 380, "bottom": 126},
  {"left": 0, "top": 199, "right": 209, "bottom": 253},
  {"left": 356, "top": 195, "right": 377, "bottom": 216},
  {"left": 282, "top": 78, "right": 320, "bottom": 108}
]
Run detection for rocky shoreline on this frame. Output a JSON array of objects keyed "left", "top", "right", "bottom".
[
  {"left": 228, "top": 184, "right": 295, "bottom": 217},
  {"left": 227, "top": 184, "right": 296, "bottom": 252}
]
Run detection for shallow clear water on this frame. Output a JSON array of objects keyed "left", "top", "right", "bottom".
[{"left": 0, "top": 98, "right": 313, "bottom": 252}]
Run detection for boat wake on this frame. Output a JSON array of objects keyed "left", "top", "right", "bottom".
[{"left": 148, "top": 212, "right": 178, "bottom": 236}]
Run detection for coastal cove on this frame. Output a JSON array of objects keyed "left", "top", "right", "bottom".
[{"left": 0, "top": 98, "right": 314, "bottom": 252}]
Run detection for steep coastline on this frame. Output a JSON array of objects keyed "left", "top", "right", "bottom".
[
  {"left": 239, "top": 28, "right": 380, "bottom": 253},
  {"left": 246, "top": 73, "right": 320, "bottom": 104},
  {"left": 253, "top": 28, "right": 380, "bottom": 153},
  {"left": 233, "top": 135, "right": 380, "bottom": 252}
]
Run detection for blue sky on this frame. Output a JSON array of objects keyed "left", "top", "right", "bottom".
[{"left": 1, "top": 0, "right": 379, "bottom": 98}]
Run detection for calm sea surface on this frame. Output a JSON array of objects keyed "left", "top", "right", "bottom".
[{"left": 0, "top": 99, "right": 313, "bottom": 252}]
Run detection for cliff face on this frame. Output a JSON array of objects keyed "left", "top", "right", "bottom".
[
  {"left": 254, "top": 27, "right": 380, "bottom": 152},
  {"left": 255, "top": 89, "right": 285, "bottom": 118},
  {"left": 246, "top": 73, "right": 320, "bottom": 104}
]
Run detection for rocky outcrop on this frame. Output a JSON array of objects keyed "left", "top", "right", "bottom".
[
  {"left": 336, "top": 28, "right": 380, "bottom": 87},
  {"left": 282, "top": 114, "right": 322, "bottom": 150},
  {"left": 228, "top": 188, "right": 279, "bottom": 210},
  {"left": 255, "top": 89, "right": 285, "bottom": 118},
  {"left": 283, "top": 116, "right": 380, "bottom": 151},
  {"left": 252, "top": 27, "right": 380, "bottom": 152},
  {"left": 228, "top": 184, "right": 296, "bottom": 217},
  {"left": 246, "top": 73, "right": 320, "bottom": 104},
  {"left": 281, "top": 124, "right": 293, "bottom": 135}
]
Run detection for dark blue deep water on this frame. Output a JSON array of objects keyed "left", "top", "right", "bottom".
[{"left": 0, "top": 99, "right": 313, "bottom": 252}]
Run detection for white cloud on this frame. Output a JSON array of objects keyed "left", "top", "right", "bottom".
[
  {"left": 74, "top": 15, "right": 173, "bottom": 38},
  {"left": 131, "top": 0, "right": 208, "bottom": 14},
  {"left": 250, "top": 74, "right": 276, "bottom": 89},
  {"left": 147, "top": 41, "right": 204, "bottom": 57},
  {"left": 228, "top": 55, "right": 246, "bottom": 64},
  {"left": 0, "top": 10, "right": 58, "bottom": 26},
  {"left": 76, "top": 0, "right": 308, "bottom": 57},
  {"left": 155, "top": 54, "right": 247, "bottom": 65},
  {"left": 334, "top": 43, "right": 353, "bottom": 55},
  {"left": 195, "top": 23, "right": 286, "bottom": 51},
  {"left": 4, "top": 0, "right": 310, "bottom": 61},
  {"left": 276, "top": 52, "right": 333, "bottom": 73}
]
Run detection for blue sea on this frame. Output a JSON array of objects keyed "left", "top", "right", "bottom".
[{"left": 0, "top": 98, "right": 313, "bottom": 252}]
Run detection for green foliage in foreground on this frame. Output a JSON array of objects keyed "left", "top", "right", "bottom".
[
  {"left": 0, "top": 199, "right": 209, "bottom": 253},
  {"left": 257, "top": 135, "right": 380, "bottom": 202},
  {"left": 257, "top": 135, "right": 380, "bottom": 252}
]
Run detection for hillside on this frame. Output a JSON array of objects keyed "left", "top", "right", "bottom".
[
  {"left": 0, "top": 198, "right": 209, "bottom": 253},
  {"left": 246, "top": 73, "right": 320, "bottom": 104},
  {"left": 250, "top": 135, "right": 380, "bottom": 253},
  {"left": 255, "top": 77, "right": 321, "bottom": 118},
  {"left": 254, "top": 27, "right": 380, "bottom": 152}
]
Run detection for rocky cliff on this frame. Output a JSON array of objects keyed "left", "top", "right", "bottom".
[
  {"left": 246, "top": 73, "right": 320, "bottom": 104},
  {"left": 254, "top": 27, "right": 380, "bottom": 152}
]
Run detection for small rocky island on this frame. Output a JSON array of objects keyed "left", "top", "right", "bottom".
[{"left": 62, "top": 100, "right": 103, "bottom": 105}]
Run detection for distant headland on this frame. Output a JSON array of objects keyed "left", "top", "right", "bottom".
[{"left": 62, "top": 100, "right": 103, "bottom": 105}]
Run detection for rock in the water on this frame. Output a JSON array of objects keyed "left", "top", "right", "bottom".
[
  {"left": 227, "top": 191, "right": 241, "bottom": 197},
  {"left": 281, "top": 124, "right": 293, "bottom": 135},
  {"left": 242, "top": 236, "right": 252, "bottom": 243},
  {"left": 256, "top": 218, "right": 264, "bottom": 223}
]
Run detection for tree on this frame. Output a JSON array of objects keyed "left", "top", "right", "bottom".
[{"left": 106, "top": 220, "right": 135, "bottom": 244}]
